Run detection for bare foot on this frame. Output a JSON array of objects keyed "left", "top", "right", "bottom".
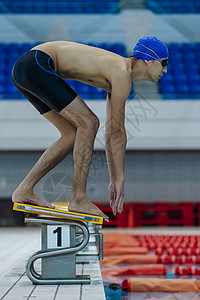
[
  {"left": 12, "top": 189, "right": 55, "bottom": 209},
  {"left": 68, "top": 200, "right": 109, "bottom": 222}
]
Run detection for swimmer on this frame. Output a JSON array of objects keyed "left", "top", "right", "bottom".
[{"left": 11, "top": 36, "right": 168, "bottom": 222}]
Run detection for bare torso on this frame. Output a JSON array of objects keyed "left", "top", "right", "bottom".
[{"left": 31, "top": 41, "right": 132, "bottom": 93}]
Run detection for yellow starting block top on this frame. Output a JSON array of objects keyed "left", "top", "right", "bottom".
[{"left": 13, "top": 202, "right": 103, "bottom": 225}]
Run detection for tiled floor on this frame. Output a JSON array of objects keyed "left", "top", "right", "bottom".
[{"left": 0, "top": 227, "right": 106, "bottom": 300}]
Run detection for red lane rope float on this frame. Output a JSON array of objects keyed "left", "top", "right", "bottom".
[
  {"left": 101, "top": 264, "right": 166, "bottom": 277},
  {"left": 103, "top": 246, "right": 148, "bottom": 256},
  {"left": 101, "top": 254, "right": 158, "bottom": 266},
  {"left": 121, "top": 278, "right": 200, "bottom": 292},
  {"left": 103, "top": 233, "right": 139, "bottom": 247}
]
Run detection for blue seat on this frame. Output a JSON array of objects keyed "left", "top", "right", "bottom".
[
  {"left": 147, "top": 0, "right": 200, "bottom": 13},
  {"left": 187, "top": 73, "right": 199, "bottom": 84},
  {"left": 158, "top": 41, "right": 200, "bottom": 99},
  {"left": 160, "top": 83, "right": 176, "bottom": 93},
  {"left": 93, "top": 88, "right": 106, "bottom": 99},
  {"left": 175, "top": 81, "right": 190, "bottom": 93},
  {"left": 189, "top": 82, "right": 200, "bottom": 93},
  {"left": 173, "top": 66, "right": 185, "bottom": 76},
  {"left": 170, "top": 50, "right": 182, "bottom": 59},
  {"left": 0, "top": 0, "right": 119, "bottom": 13},
  {"left": 0, "top": 83, "right": 4, "bottom": 93}
]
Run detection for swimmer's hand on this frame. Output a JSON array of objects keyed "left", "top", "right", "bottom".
[{"left": 108, "top": 179, "right": 124, "bottom": 215}]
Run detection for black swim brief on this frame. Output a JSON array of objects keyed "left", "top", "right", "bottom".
[{"left": 11, "top": 50, "right": 77, "bottom": 114}]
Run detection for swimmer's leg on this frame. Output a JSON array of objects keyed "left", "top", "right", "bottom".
[
  {"left": 12, "top": 110, "right": 77, "bottom": 209},
  {"left": 59, "top": 96, "right": 109, "bottom": 222}
]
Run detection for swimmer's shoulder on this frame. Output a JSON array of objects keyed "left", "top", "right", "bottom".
[
  {"left": 30, "top": 41, "right": 95, "bottom": 61},
  {"left": 31, "top": 41, "right": 90, "bottom": 52},
  {"left": 30, "top": 41, "right": 73, "bottom": 54},
  {"left": 31, "top": 41, "right": 124, "bottom": 59}
]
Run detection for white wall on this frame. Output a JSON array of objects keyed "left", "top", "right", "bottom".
[
  {"left": 1, "top": 100, "right": 200, "bottom": 150},
  {"left": 0, "top": 11, "right": 199, "bottom": 47},
  {"left": 0, "top": 14, "right": 128, "bottom": 44}
]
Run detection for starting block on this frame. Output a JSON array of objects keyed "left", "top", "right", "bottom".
[{"left": 13, "top": 202, "right": 103, "bottom": 285}]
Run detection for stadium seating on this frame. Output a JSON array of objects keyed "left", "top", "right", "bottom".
[
  {"left": 147, "top": 0, "right": 200, "bottom": 14},
  {"left": 0, "top": 0, "right": 119, "bottom": 14},
  {"left": 0, "top": 42, "right": 132, "bottom": 100},
  {"left": 159, "top": 43, "right": 200, "bottom": 99}
]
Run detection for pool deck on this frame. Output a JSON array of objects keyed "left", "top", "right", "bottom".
[{"left": 0, "top": 227, "right": 106, "bottom": 300}]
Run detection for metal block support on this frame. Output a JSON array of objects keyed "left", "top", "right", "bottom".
[
  {"left": 25, "top": 216, "right": 93, "bottom": 285},
  {"left": 41, "top": 225, "right": 76, "bottom": 280},
  {"left": 13, "top": 203, "right": 104, "bottom": 285}
]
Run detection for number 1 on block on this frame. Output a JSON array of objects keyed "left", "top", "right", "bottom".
[{"left": 47, "top": 225, "right": 70, "bottom": 249}]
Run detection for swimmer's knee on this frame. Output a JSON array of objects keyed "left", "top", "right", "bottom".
[{"left": 60, "top": 96, "right": 100, "bottom": 132}]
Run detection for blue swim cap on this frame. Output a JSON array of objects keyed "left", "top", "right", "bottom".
[{"left": 132, "top": 36, "right": 169, "bottom": 61}]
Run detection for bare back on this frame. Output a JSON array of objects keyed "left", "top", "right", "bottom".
[{"left": 31, "top": 41, "right": 131, "bottom": 93}]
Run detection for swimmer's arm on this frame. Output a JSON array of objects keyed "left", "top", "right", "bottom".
[
  {"left": 108, "top": 73, "right": 131, "bottom": 181},
  {"left": 108, "top": 93, "right": 126, "bottom": 182},
  {"left": 105, "top": 92, "right": 117, "bottom": 184},
  {"left": 105, "top": 73, "right": 131, "bottom": 213}
]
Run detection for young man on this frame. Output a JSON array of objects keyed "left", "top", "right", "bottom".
[{"left": 11, "top": 36, "right": 168, "bottom": 222}]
